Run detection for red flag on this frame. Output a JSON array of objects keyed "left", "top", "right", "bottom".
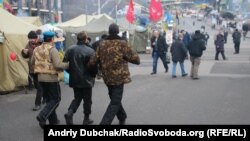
[
  {"left": 149, "top": 0, "right": 163, "bottom": 22},
  {"left": 126, "top": 0, "right": 135, "bottom": 24}
]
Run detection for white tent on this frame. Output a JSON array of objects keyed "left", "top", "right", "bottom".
[{"left": 40, "top": 24, "right": 63, "bottom": 34}]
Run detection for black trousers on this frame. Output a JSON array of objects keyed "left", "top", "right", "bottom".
[
  {"left": 100, "top": 84, "right": 127, "bottom": 125},
  {"left": 30, "top": 73, "right": 43, "bottom": 106},
  {"left": 234, "top": 42, "right": 240, "bottom": 53},
  {"left": 68, "top": 88, "right": 92, "bottom": 116},
  {"left": 215, "top": 51, "right": 226, "bottom": 60},
  {"left": 38, "top": 82, "right": 61, "bottom": 124}
]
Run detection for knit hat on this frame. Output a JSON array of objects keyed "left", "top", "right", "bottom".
[
  {"left": 27, "top": 31, "right": 38, "bottom": 39},
  {"left": 109, "top": 23, "right": 119, "bottom": 35}
]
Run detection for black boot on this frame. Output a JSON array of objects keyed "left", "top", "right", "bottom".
[
  {"left": 83, "top": 115, "right": 93, "bottom": 125},
  {"left": 64, "top": 110, "right": 74, "bottom": 125},
  {"left": 119, "top": 119, "right": 126, "bottom": 125},
  {"left": 36, "top": 116, "right": 46, "bottom": 129}
]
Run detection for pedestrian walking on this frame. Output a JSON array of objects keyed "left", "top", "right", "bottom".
[
  {"left": 88, "top": 23, "right": 140, "bottom": 125},
  {"left": 31, "top": 31, "right": 69, "bottom": 129},
  {"left": 214, "top": 31, "right": 227, "bottom": 60},
  {"left": 63, "top": 31, "right": 98, "bottom": 125},
  {"left": 187, "top": 30, "right": 206, "bottom": 80},
  {"left": 150, "top": 30, "right": 169, "bottom": 75},
  {"left": 170, "top": 33, "right": 188, "bottom": 78}
]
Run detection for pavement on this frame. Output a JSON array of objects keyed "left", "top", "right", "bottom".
[{"left": 1, "top": 17, "right": 250, "bottom": 141}]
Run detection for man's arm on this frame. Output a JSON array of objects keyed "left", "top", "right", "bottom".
[
  {"left": 162, "top": 37, "right": 169, "bottom": 52},
  {"left": 122, "top": 42, "right": 140, "bottom": 65},
  {"left": 50, "top": 48, "right": 69, "bottom": 70},
  {"left": 21, "top": 44, "right": 30, "bottom": 58},
  {"left": 88, "top": 46, "right": 100, "bottom": 68}
]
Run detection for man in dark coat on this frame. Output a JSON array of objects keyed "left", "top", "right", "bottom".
[
  {"left": 170, "top": 33, "right": 188, "bottom": 78},
  {"left": 63, "top": 31, "right": 97, "bottom": 125},
  {"left": 187, "top": 30, "right": 206, "bottom": 80},
  {"left": 150, "top": 30, "right": 169, "bottom": 75},
  {"left": 215, "top": 31, "right": 226, "bottom": 60},
  {"left": 232, "top": 29, "right": 242, "bottom": 54}
]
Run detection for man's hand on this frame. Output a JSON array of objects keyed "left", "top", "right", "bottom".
[{"left": 23, "top": 49, "right": 29, "bottom": 54}]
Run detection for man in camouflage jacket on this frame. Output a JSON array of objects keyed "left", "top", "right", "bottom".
[{"left": 88, "top": 23, "right": 140, "bottom": 125}]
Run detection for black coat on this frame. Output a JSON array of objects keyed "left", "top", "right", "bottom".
[
  {"left": 63, "top": 42, "right": 97, "bottom": 88},
  {"left": 171, "top": 39, "right": 187, "bottom": 63},
  {"left": 187, "top": 34, "right": 206, "bottom": 57},
  {"left": 215, "top": 34, "right": 225, "bottom": 51},
  {"left": 151, "top": 35, "right": 169, "bottom": 54}
]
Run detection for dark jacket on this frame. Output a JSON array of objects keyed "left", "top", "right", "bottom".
[
  {"left": 183, "top": 32, "right": 191, "bottom": 46},
  {"left": 171, "top": 39, "right": 187, "bottom": 63},
  {"left": 187, "top": 34, "right": 206, "bottom": 57},
  {"left": 232, "top": 31, "right": 241, "bottom": 43},
  {"left": 63, "top": 42, "right": 97, "bottom": 88},
  {"left": 21, "top": 42, "right": 39, "bottom": 73},
  {"left": 215, "top": 34, "right": 225, "bottom": 51},
  {"left": 88, "top": 35, "right": 140, "bottom": 86},
  {"left": 151, "top": 35, "right": 169, "bottom": 54}
]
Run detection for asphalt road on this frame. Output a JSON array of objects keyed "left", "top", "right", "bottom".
[{"left": 1, "top": 17, "right": 250, "bottom": 141}]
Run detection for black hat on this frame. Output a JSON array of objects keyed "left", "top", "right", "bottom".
[
  {"left": 27, "top": 31, "right": 38, "bottom": 39},
  {"left": 195, "top": 30, "right": 200, "bottom": 34},
  {"left": 109, "top": 23, "right": 119, "bottom": 35}
]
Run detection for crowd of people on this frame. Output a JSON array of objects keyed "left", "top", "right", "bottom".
[
  {"left": 21, "top": 16, "right": 245, "bottom": 128},
  {"left": 22, "top": 23, "right": 140, "bottom": 128}
]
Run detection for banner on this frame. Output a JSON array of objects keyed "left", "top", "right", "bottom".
[
  {"left": 149, "top": 0, "right": 163, "bottom": 22},
  {"left": 126, "top": 0, "right": 135, "bottom": 24}
]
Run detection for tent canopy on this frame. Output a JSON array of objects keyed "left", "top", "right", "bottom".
[
  {"left": 0, "top": 9, "right": 37, "bottom": 93},
  {"left": 19, "top": 16, "right": 43, "bottom": 27},
  {"left": 57, "top": 14, "right": 113, "bottom": 32},
  {"left": 0, "top": 9, "right": 37, "bottom": 35},
  {"left": 73, "top": 15, "right": 114, "bottom": 33}
]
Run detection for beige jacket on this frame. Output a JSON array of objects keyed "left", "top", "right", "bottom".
[{"left": 31, "top": 43, "right": 69, "bottom": 82}]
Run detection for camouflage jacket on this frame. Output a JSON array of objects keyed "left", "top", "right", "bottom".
[{"left": 88, "top": 35, "right": 140, "bottom": 85}]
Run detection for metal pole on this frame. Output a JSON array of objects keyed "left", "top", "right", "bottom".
[
  {"left": 54, "top": 0, "right": 58, "bottom": 23},
  {"left": 28, "top": 0, "right": 31, "bottom": 16},
  {"left": 48, "top": 0, "right": 52, "bottom": 23},
  {"left": 61, "top": 0, "right": 65, "bottom": 22},
  {"left": 18, "top": 0, "right": 22, "bottom": 11},
  {"left": 37, "top": 0, "right": 40, "bottom": 16},
  {"left": 85, "top": 4, "right": 87, "bottom": 24},
  {"left": 98, "top": 0, "right": 101, "bottom": 15},
  {"left": 115, "top": 0, "right": 118, "bottom": 24}
]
